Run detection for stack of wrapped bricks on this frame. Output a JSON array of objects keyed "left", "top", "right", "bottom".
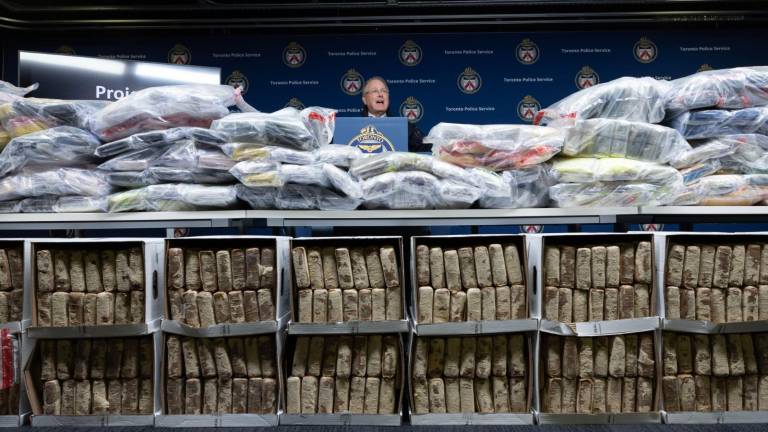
[
  {"left": 285, "top": 335, "right": 400, "bottom": 414},
  {"left": 0, "top": 246, "right": 22, "bottom": 325},
  {"left": 415, "top": 241, "right": 526, "bottom": 323},
  {"left": 664, "top": 240, "right": 768, "bottom": 322},
  {"left": 541, "top": 333, "right": 657, "bottom": 414},
  {"left": 411, "top": 334, "right": 529, "bottom": 414},
  {"left": 291, "top": 241, "right": 402, "bottom": 323},
  {"left": 542, "top": 239, "right": 653, "bottom": 323},
  {"left": 662, "top": 332, "right": 768, "bottom": 412},
  {"left": 166, "top": 246, "right": 276, "bottom": 326},
  {"left": 36, "top": 337, "right": 154, "bottom": 415},
  {"left": 165, "top": 335, "right": 277, "bottom": 415},
  {"left": 35, "top": 246, "right": 145, "bottom": 327}
]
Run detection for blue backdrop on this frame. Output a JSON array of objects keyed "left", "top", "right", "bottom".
[{"left": 4, "top": 30, "right": 767, "bottom": 133}]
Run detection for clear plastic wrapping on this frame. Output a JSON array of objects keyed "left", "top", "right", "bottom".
[
  {"left": 667, "top": 107, "right": 768, "bottom": 139},
  {"left": 671, "top": 139, "right": 737, "bottom": 169},
  {"left": 17, "top": 196, "right": 109, "bottom": 213},
  {"left": 322, "top": 163, "right": 363, "bottom": 199},
  {"left": 477, "top": 165, "right": 555, "bottom": 209},
  {"left": 314, "top": 144, "right": 363, "bottom": 167},
  {"left": 348, "top": 152, "right": 475, "bottom": 187},
  {"left": 552, "top": 157, "right": 683, "bottom": 184},
  {"left": 147, "top": 166, "right": 235, "bottom": 185},
  {"left": 717, "top": 134, "right": 768, "bottom": 173},
  {"left": 676, "top": 175, "right": 768, "bottom": 206},
  {"left": 0, "top": 98, "right": 111, "bottom": 138},
  {"left": 359, "top": 170, "right": 482, "bottom": 209},
  {"left": 425, "top": 122, "right": 564, "bottom": 171},
  {"left": 549, "top": 181, "right": 684, "bottom": 207},
  {"left": 535, "top": 76, "right": 669, "bottom": 126},
  {"left": 89, "top": 84, "right": 239, "bottom": 141},
  {"left": 107, "top": 184, "right": 239, "bottom": 212},
  {"left": 98, "top": 140, "right": 233, "bottom": 173},
  {"left": 98, "top": 146, "right": 167, "bottom": 172},
  {"left": 221, "top": 143, "right": 315, "bottom": 164},
  {"left": 0, "top": 126, "right": 101, "bottom": 176},
  {"left": 0, "top": 200, "right": 20, "bottom": 213},
  {"left": 664, "top": 66, "right": 768, "bottom": 115},
  {"left": 211, "top": 106, "right": 336, "bottom": 151},
  {"left": 95, "top": 126, "right": 228, "bottom": 157},
  {"left": 279, "top": 164, "right": 330, "bottom": 187},
  {"left": 679, "top": 159, "right": 722, "bottom": 185},
  {"left": 0, "top": 168, "right": 113, "bottom": 201},
  {"left": 234, "top": 184, "right": 278, "bottom": 209},
  {"left": 102, "top": 170, "right": 156, "bottom": 188},
  {"left": 276, "top": 184, "right": 361, "bottom": 210},
  {"left": 561, "top": 118, "right": 691, "bottom": 164},
  {"left": 228, "top": 161, "right": 282, "bottom": 188}
]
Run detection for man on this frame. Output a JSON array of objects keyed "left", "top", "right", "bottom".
[{"left": 361, "top": 76, "right": 430, "bottom": 153}]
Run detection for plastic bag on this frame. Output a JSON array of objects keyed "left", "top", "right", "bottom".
[
  {"left": 0, "top": 81, "right": 37, "bottom": 97},
  {"left": 229, "top": 161, "right": 282, "bottom": 188},
  {"left": 0, "top": 126, "right": 101, "bottom": 176},
  {"left": 437, "top": 180, "right": 483, "bottom": 209},
  {"left": 535, "top": 76, "right": 669, "bottom": 126},
  {"left": 145, "top": 184, "right": 239, "bottom": 209},
  {"left": 19, "top": 196, "right": 57, "bottom": 213},
  {"left": 153, "top": 140, "right": 233, "bottom": 170},
  {"left": 664, "top": 67, "right": 768, "bottom": 115},
  {"left": 221, "top": 143, "right": 315, "bottom": 165},
  {"left": 0, "top": 200, "right": 20, "bottom": 213},
  {"left": 55, "top": 196, "right": 109, "bottom": 213},
  {"left": 314, "top": 144, "right": 363, "bottom": 167},
  {"left": 97, "top": 146, "right": 167, "bottom": 172},
  {"left": 679, "top": 159, "right": 722, "bottom": 185},
  {"left": 671, "top": 139, "right": 737, "bottom": 169},
  {"left": 103, "top": 170, "right": 156, "bottom": 188},
  {"left": 276, "top": 184, "right": 361, "bottom": 210},
  {"left": 279, "top": 164, "right": 330, "bottom": 187},
  {"left": 552, "top": 157, "right": 683, "bottom": 185},
  {"left": 425, "top": 123, "right": 563, "bottom": 171},
  {"left": 212, "top": 106, "right": 336, "bottom": 151},
  {"left": 667, "top": 107, "right": 768, "bottom": 140},
  {"left": 107, "top": 189, "right": 149, "bottom": 212},
  {"left": 89, "top": 84, "right": 241, "bottom": 141},
  {"left": 0, "top": 98, "right": 111, "bottom": 138},
  {"left": 348, "top": 152, "right": 476, "bottom": 188},
  {"left": 562, "top": 118, "right": 691, "bottom": 164},
  {"left": 235, "top": 184, "right": 278, "bottom": 209},
  {"left": 95, "top": 126, "right": 228, "bottom": 157},
  {"left": 147, "top": 166, "right": 235, "bottom": 185},
  {"left": 0, "top": 168, "right": 112, "bottom": 201},
  {"left": 677, "top": 175, "right": 767, "bottom": 206},
  {"left": 322, "top": 164, "right": 363, "bottom": 199},
  {"left": 361, "top": 171, "right": 440, "bottom": 209},
  {"left": 549, "top": 181, "right": 683, "bottom": 207},
  {"left": 477, "top": 165, "right": 555, "bottom": 209}
]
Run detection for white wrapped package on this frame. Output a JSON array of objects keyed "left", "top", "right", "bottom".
[
  {"left": 552, "top": 157, "right": 683, "bottom": 185},
  {"left": 0, "top": 200, "right": 21, "bottom": 213},
  {"left": 220, "top": 144, "right": 315, "bottom": 164},
  {"left": 235, "top": 185, "right": 278, "bottom": 209},
  {"left": 672, "top": 140, "right": 737, "bottom": 169},
  {"left": 361, "top": 171, "right": 439, "bottom": 209},
  {"left": 0, "top": 126, "right": 101, "bottom": 176},
  {"left": 18, "top": 196, "right": 58, "bottom": 213},
  {"left": 19, "top": 196, "right": 109, "bottom": 213},
  {"left": 279, "top": 164, "right": 330, "bottom": 187},
  {"left": 322, "top": 164, "right": 363, "bottom": 199},
  {"left": 0, "top": 168, "right": 112, "bottom": 201},
  {"left": 229, "top": 161, "right": 283, "bottom": 188},
  {"left": 535, "top": 77, "right": 669, "bottom": 126},
  {"left": 0, "top": 98, "right": 111, "bottom": 138},
  {"left": 211, "top": 107, "right": 336, "bottom": 151},
  {"left": 276, "top": 184, "right": 360, "bottom": 210},
  {"left": 560, "top": 119, "right": 691, "bottom": 164},
  {"left": 477, "top": 165, "right": 554, "bottom": 209},
  {"left": 145, "top": 184, "right": 238, "bottom": 209},
  {"left": 718, "top": 135, "right": 768, "bottom": 174},
  {"left": 665, "top": 67, "right": 768, "bottom": 115},
  {"left": 676, "top": 175, "right": 767, "bottom": 206},
  {"left": 349, "top": 152, "right": 476, "bottom": 187},
  {"left": 424, "top": 123, "right": 563, "bottom": 171},
  {"left": 95, "top": 127, "right": 229, "bottom": 157},
  {"left": 90, "top": 84, "right": 243, "bottom": 141},
  {"left": 437, "top": 180, "right": 483, "bottom": 209},
  {"left": 315, "top": 145, "right": 363, "bottom": 167},
  {"left": 667, "top": 107, "right": 768, "bottom": 140},
  {"left": 153, "top": 141, "right": 234, "bottom": 171},
  {"left": 550, "top": 181, "right": 684, "bottom": 207},
  {"left": 680, "top": 159, "right": 722, "bottom": 185}
]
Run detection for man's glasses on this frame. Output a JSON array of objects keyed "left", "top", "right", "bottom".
[{"left": 365, "top": 88, "right": 389, "bottom": 95}]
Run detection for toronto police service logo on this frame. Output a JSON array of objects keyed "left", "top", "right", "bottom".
[
  {"left": 575, "top": 65, "right": 600, "bottom": 89},
  {"left": 283, "top": 42, "right": 306, "bottom": 68},
  {"left": 698, "top": 64, "right": 714, "bottom": 72},
  {"left": 633, "top": 37, "right": 658, "bottom": 63},
  {"left": 340, "top": 69, "right": 364, "bottom": 96},
  {"left": 168, "top": 44, "right": 191, "bottom": 65},
  {"left": 55, "top": 45, "right": 76, "bottom": 56},
  {"left": 285, "top": 97, "right": 306, "bottom": 110},
  {"left": 516, "top": 38, "right": 539, "bottom": 65},
  {"left": 399, "top": 97, "right": 424, "bottom": 123},
  {"left": 399, "top": 40, "right": 422, "bottom": 66},
  {"left": 517, "top": 95, "right": 541, "bottom": 123},
  {"left": 457, "top": 67, "right": 482, "bottom": 94},
  {"left": 348, "top": 125, "right": 395, "bottom": 154},
  {"left": 225, "top": 70, "right": 249, "bottom": 94}
]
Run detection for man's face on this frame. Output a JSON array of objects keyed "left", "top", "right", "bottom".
[{"left": 362, "top": 79, "right": 389, "bottom": 115}]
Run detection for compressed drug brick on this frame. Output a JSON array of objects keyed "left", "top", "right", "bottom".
[
  {"left": 201, "top": 379, "right": 217, "bottom": 414},
  {"left": 84, "top": 251, "right": 103, "bottom": 293},
  {"left": 167, "top": 289, "right": 183, "bottom": 321},
  {"left": 592, "top": 378, "right": 607, "bottom": 413},
  {"left": 386, "top": 286, "right": 402, "bottom": 320},
  {"left": 457, "top": 378, "right": 474, "bottom": 413},
  {"left": 666, "top": 286, "right": 681, "bottom": 319},
  {"left": 228, "top": 291, "right": 245, "bottom": 323},
  {"left": 509, "top": 377, "right": 526, "bottom": 412},
  {"left": 328, "top": 289, "right": 343, "bottom": 322},
  {"left": 450, "top": 290, "right": 466, "bottom": 322},
  {"left": 352, "top": 336, "right": 368, "bottom": 377},
  {"left": 728, "top": 334, "right": 746, "bottom": 376},
  {"left": 183, "top": 378, "right": 201, "bottom": 415},
  {"left": 663, "top": 333, "right": 678, "bottom": 375},
  {"left": 366, "top": 335, "right": 383, "bottom": 377},
  {"left": 545, "top": 378, "right": 562, "bottom": 413},
  {"left": 196, "top": 291, "right": 215, "bottom": 327},
  {"left": 475, "top": 378, "right": 494, "bottom": 414},
  {"left": 590, "top": 289, "right": 605, "bottom": 322},
  {"left": 475, "top": 336, "right": 493, "bottom": 379},
  {"left": 363, "top": 377, "right": 380, "bottom": 414},
  {"left": 411, "top": 338, "right": 427, "bottom": 379},
  {"left": 727, "top": 287, "right": 743, "bottom": 323},
  {"left": 634, "top": 284, "right": 650, "bottom": 317},
  {"left": 56, "top": 339, "right": 74, "bottom": 380},
  {"left": 679, "top": 374, "right": 695, "bottom": 412},
  {"left": 429, "top": 247, "right": 445, "bottom": 289},
  {"left": 291, "top": 336, "right": 310, "bottom": 377},
  {"left": 128, "top": 248, "right": 144, "bottom": 290},
  {"left": 543, "top": 286, "right": 559, "bottom": 321},
  {"left": 244, "top": 248, "right": 260, "bottom": 290},
  {"left": 619, "top": 285, "right": 635, "bottom": 319},
  {"left": 759, "top": 376, "right": 768, "bottom": 410},
  {"left": 558, "top": 287, "right": 573, "bottom": 323},
  {"left": 606, "top": 245, "right": 621, "bottom": 288},
  {"left": 562, "top": 337, "right": 579, "bottom": 379},
  {"left": 415, "top": 245, "right": 429, "bottom": 287},
  {"left": 544, "top": 246, "right": 560, "bottom": 287},
  {"left": 445, "top": 377, "right": 460, "bottom": 413},
  {"left": 457, "top": 247, "right": 477, "bottom": 289},
  {"left": 83, "top": 293, "right": 97, "bottom": 326},
  {"left": 609, "top": 336, "right": 626, "bottom": 378},
  {"left": 592, "top": 246, "right": 607, "bottom": 290},
  {"left": 196, "top": 339, "right": 217, "bottom": 378},
  {"left": 481, "top": 286, "right": 496, "bottom": 321},
  {"left": 637, "top": 334, "right": 655, "bottom": 378},
  {"left": 760, "top": 286, "right": 768, "bottom": 320},
  {"left": 559, "top": 246, "right": 576, "bottom": 289},
  {"left": 713, "top": 246, "right": 733, "bottom": 289},
  {"left": 51, "top": 292, "right": 68, "bottom": 327},
  {"left": 683, "top": 246, "right": 701, "bottom": 289},
  {"left": 228, "top": 338, "right": 247, "bottom": 378},
  {"left": 217, "top": 378, "right": 233, "bottom": 413},
  {"left": 342, "top": 289, "right": 358, "bottom": 322},
  {"left": 349, "top": 376, "right": 365, "bottom": 413},
  {"left": 711, "top": 288, "right": 726, "bottom": 324},
  {"left": 365, "top": 246, "right": 385, "bottom": 289},
  {"left": 335, "top": 248, "right": 354, "bottom": 289},
  {"left": 74, "top": 380, "right": 91, "bottom": 415},
  {"left": 166, "top": 336, "right": 183, "bottom": 379},
  {"left": 112, "top": 292, "right": 130, "bottom": 325},
  {"left": 300, "top": 376, "right": 318, "bottom": 413},
  {"left": 285, "top": 377, "right": 300, "bottom": 414},
  {"left": 681, "top": 288, "right": 696, "bottom": 321},
  {"left": 575, "top": 247, "right": 591, "bottom": 290},
  {"left": 444, "top": 249, "right": 461, "bottom": 291},
  {"left": 730, "top": 245, "right": 746, "bottom": 287},
  {"left": 504, "top": 244, "right": 523, "bottom": 286},
  {"left": 412, "top": 378, "right": 429, "bottom": 414},
  {"left": 259, "top": 249, "right": 275, "bottom": 289},
  {"left": 69, "top": 251, "right": 85, "bottom": 293},
  {"left": 298, "top": 289, "right": 312, "bottom": 323},
  {"left": 54, "top": 250, "right": 70, "bottom": 292},
  {"left": 561, "top": 378, "right": 577, "bottom": 413},
  {"left": 122, "top": 339, "right": 139, "bottom": 379},
  {"left": 664, "top": 244, "right": 685, "bottom": 287},
  {"left": 622, "top": 377, "right": 637, "bottom": 412},
  {"left": 573, "top": 289, "right": 588, "bottom": 322},
  {"left": 321, "top": 247, "right": 338, "bottom": 290},
  {"left": 428, "top": 378, "right": 447, "bottom": 413},
  {"left": 662, "top": 376, "right": 680, "bottom": 412},
  {"left": 67, "top": 292, "right": 84, "bottom": 326},
  {"left": 198, "top": 250, "right": 217, "bottom": 292},
  {"left": 635, "top": 241, "right": 653, "bottom": 285},
  {"left": 42, "top": 380, "right": 60, "bottom": 415},
  {"left": 333, "top": 377, "right": 349, "bottom": 413},
  {"left": 230, "top": 249, "right": 246, "bottom": 291},
  {"left": 107, "top": 380, "right": 122, "bottom": 414},
  {"left": 115, "top": 250, "right": 131, "bottom": 292},
  {"left": 382, "top": 336, "right": 398, "bottom": 379},
  {"left": 467, "top": 288, "right": 482, "bottom": 321},
  {"left": 489, "top": 244, "right": 508, "bottom": 287},
  {"left": 469, "top": 246, "right": 492, "bottom": 289},
  {"left": 428, "top": 338, "right": 446, "bottom": 378},
  {"left": 41, "top": 341, "right": 57, "bottom": 381},
  {"left": 37, "top": 293, "right": 52, "bottom": 327},
  {"left": 677, "top": 334, "right": 693, "bottom": 374},
  {"left": 379, "top": 246, "right": 400, "bottom": 289},
  {"left": 317, "top": 376, "right": 334, "bottom": 414},
  {"left": 312, "top": 289, "right": 328, "bottom": 323},
  {"left": 60, "top": 380, "right": 75, "bottom": 415},
  {"left": 698, "top": 245, "right": 716, "bottom": 288},
  {"left": 491, "top": 335, "right": 507, "bottom": 377},
  {"left": 433, "top": 288, "right": 450, "bottom": 323},
  {"left": 306, "top": 336, "right": 324, "bottom": 377},
  {"left": 620, "top": 244, "right": 635, "bottom": 285},
  {"left": 547, "top": 336, "right": 562, "bottom": 377},
  {"left": 744, "top": 374, "right": 759, "bottom": 411},
  {"left": 307, "top": 248, "right": 324, "bottom": 290},
  {"left": 371, "top": 288, "right": 386, "bottom": 321},
  {"left": 213, "top": 338, "right": 233, "bottom": 379},
  {"left": 350, "top": 248, "right": 370, "bottom": 290},
  {"left": 594, "top": 338, "right": 609, "bottom": 378},
  {"left": 213, "top": 291, "right": 231, "bottom": 323},
  {"left": 181, "top": 290, "right": 200, "bottom": 327},
  {"left": 696, "top": 287, "right": 711, "bottom": 321},
  {"left": 637, "top": 376, "right": 654, "bottom": 412},
  {"left": 215, "top": 250, "right": 233, "bottom": 292},
  {"left": 122, "top": 378, "right": 139, "bottom": 414},
  {"left": 712, "top": 377, "right": 728, "bottom": 411},
  {"left": 459, "top": 337, "right": 476, "bottom": 378},
  {"left": 92, "top": 380, "right": 108, "bottom": 415},
  {"left": 6, "top": 249, "right": 21, "bottom": 291},
  {"left": 744, "top": 286, "right": 759, "bottom": 321},
  {"left": 604, "top": 288, "right": 619, "bottom": 321},
  {"left": 181, "top": 249, "right": 201, "bottom": 291},
  {"left": 625, "top": 335, "right": 638, "bottom": 378},
  {"left": 695, "top": 375, "right": 712, "bottom": 412},
  {"left": 743, "top": 334, "right": 758, "bottom": 375},
  {"left": 579, "top": 338, "right": 594, "bottom": 378},
  {"left": 712, "top": 334, "right": 730, "bottom": 377},
  {"left": 728, "top": 376, "right": 744, "bottom": 411}
]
